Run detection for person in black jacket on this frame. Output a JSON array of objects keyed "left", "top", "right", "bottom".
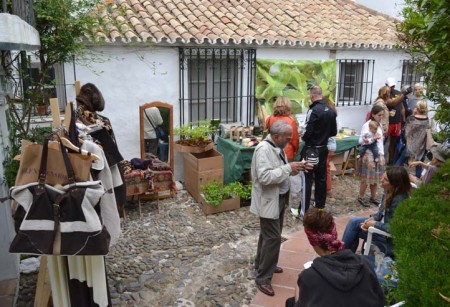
[
  {"left": 285, "top": 208, "right": 385, "bottom": 307},
  {"left": 299, "top": 86, "right": 337, "bottom": 212}
]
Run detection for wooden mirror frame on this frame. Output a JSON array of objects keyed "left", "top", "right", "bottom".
[{"left": 139, "top": 101, "right": 174, "bottom": 171}]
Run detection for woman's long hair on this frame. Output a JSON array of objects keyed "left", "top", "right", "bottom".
[
  {"left": 324, "top": 97, "right": 337, "bottom": 115},
  {"left": 370, "top": 105, "right": 385, "bottom": 120},
  {"left": 273, "top": 96, "right": 292, "bottom": 116},
  {"left": 385, "top": 166, "right": 411, "bottom": 209},
  {"left": 376, "top": 86, "right": 391, "bottom": 102},
  {"left": 370, "top": 105, "right": 385, "bottom": 131}
]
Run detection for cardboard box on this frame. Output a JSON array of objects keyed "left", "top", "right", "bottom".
[
  {"left": 200, "top": 196, "right": 240, "bottom": 215},
  {"left": 183, "top": 149, "right": 224, "bottom": 172},
  {"left": 184, "top": 164, "right": 224, "bottom": 203},
  {"left": 174, "top": 142, "right": 214, "bottom": 153}
]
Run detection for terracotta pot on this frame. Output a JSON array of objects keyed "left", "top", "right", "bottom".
[{"left": 36, "top": 104, "right": 47, "bottom": 116}]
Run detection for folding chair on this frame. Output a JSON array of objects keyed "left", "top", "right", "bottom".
[
  {"left": 388, "top": 301, "right": 406, "bottom": 307},
  {"left": 363, "top": 226, "right": 391, "bottom": 256}
]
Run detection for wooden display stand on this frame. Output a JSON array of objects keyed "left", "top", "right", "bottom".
[
  {"left": 341, "top": 146, "right": 358, "bottom": 176},
  {"left": 34, "top": 81, "right": 82, "bottom": 306},
  {"left": 34, "top": 97, "right": 61, "bottom": 307}
]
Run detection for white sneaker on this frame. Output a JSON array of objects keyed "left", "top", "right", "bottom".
[{"left": 290, "top": 208, "right": 299, "bottom": 217}]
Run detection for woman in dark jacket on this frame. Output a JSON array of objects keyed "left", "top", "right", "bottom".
[
  {"left": 342, "top": 166, "right": 411, "bottom": 257},
  {"left": 286, "top": 208, "right": 385, "bottom": 307}
]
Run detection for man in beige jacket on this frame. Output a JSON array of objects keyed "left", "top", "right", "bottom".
[{"left": 251, "top": 120, "right": 312, "bottom": 296}]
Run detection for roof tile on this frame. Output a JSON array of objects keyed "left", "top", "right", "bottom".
[{"left": 92, "top": 0, "right": 399, "bottom": 48}]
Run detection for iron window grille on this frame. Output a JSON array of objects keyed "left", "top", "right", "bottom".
[
  {"left": 336, "top": 59, "right": 374, "bottom": 106},
  {"left": 179, "top": 48, "right": 256, "bottom": 126},
  {"left": 25, "top": 61, "right": 68, "bottom": 110},
  {"left": 4, "top": 53, "right": 73, "bottom": 114},
  {"left": 400, "top": 60, "right": 425, "bottom": 88}
]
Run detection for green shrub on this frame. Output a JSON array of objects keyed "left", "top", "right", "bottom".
[
  {"left": 390, "top": 160, "right": 450, "bottom": 306},
  {"left": 201, "top": 181, "right": 251, "bottom": 206}
]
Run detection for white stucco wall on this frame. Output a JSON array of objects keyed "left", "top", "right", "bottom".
[
  {"left": 69, "top": 45, "right": 408, "bottom": 179},
  {"left": 65, "top": 45, "right": 180, "bottom": 162}
]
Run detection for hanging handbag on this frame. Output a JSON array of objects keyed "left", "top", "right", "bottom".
[
  {"left": 304, "top": 146, "right": 319, "bottom": 166},
  {"left": 425, "top": 119, "right": 434, "bottom": 150},
  {"left": 9, "top": 135, "right": 110, "bottom": 255},
  {"left": 15, "top": 140, "right": 92, "bottom": 186}
]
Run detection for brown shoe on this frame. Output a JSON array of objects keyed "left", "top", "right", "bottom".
[
  {"left": 257, "top": 283, "right": 275, "bottom": 296},
  {"left": 274, "top": 266, "right": 283, "bottom": 273}
]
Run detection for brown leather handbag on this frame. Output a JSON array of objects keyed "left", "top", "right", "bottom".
[{"left": 10, "top": 135, "right": 110, "bottom": 255}]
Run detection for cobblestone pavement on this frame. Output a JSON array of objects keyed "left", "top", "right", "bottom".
[{"left": 16, "top": 174, "right": 383, "bottom": 307}]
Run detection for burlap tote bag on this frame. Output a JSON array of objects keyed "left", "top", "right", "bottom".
[{"left": 10, "top": 135, "right": 110, "bottom": 255}]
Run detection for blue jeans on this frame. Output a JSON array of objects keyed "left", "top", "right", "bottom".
[
  {"left": 394, "top": 147, "right": 409, "bottom": 166},
  {"left": 342, "top": 217, "right": 386, "bottom": 253}
]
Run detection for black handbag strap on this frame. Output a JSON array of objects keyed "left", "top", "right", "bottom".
[
  {"left": 264, "top": 139, "right": 287, "bottom": 165},
  {"left": 144, "top": 110, "right": 157, "bottom": 130},
  {"left": 38, "top": 133, "right": 76, "bottom": 185}
]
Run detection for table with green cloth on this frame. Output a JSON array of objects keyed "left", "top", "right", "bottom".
[{"left": 217, "top": 136, "right": 360, "bottom": 184}]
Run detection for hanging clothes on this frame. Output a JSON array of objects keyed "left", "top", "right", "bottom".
[
  {"left": 81, "top": 140, "right": 122, "bottom": 246},
  {"left": 75, "top": 83, "right": 126, "bottom": 217}
]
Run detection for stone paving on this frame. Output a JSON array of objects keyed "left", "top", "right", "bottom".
[{"left": 16, "top": 174, "right": 383, "bottom": 306}]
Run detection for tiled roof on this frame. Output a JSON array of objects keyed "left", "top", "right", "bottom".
[{"left": 90, "top": 0, "right": 399, "bottom": 49}]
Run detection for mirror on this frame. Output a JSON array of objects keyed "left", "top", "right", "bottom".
[{"left": 140, "top": 101, "right": 174, "bottom": 171}]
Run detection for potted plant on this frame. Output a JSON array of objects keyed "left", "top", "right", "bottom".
[
  {"left": 226, "top": 181, "right": 252, "bottom": 206},
  {"left": 199, "top": 180, "right": 241, "bottom": 215},
  {"left": 174, "top": 120, "right": 215, "bottom": 153},
  {"left": 33, "top": 89, "right": 50, "bottom": 116}
]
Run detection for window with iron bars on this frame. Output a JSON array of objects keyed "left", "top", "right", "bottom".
[
  {"left": 5, "top": 53, "right": 71, "bottom": 115},
  {"left": 25, "top": 61, "right": 69, "bottom": 111},
  {"left": 336, "top": 59, "right": 375, "bottom": 106},
  {"left": 400, "top": 60, "right": 425, "bottom": 88},
  {"left": 179, "top": 48, "right": 256, "bottom": 125}
]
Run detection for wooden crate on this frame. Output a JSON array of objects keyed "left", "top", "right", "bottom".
[{"left": 199, "top": 196, "right": 240, "bottom": 215}]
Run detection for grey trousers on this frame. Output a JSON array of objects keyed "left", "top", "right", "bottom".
[
  {"left": 144, "top": 138, "right": 159, "bottom": 155},
  {"left": 254, "top": 193, "right": 289, "bottom": 285}
]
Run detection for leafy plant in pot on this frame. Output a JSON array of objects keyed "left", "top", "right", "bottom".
[
  {"left": 200, "top": 180, "right": 242, "bottom": 215},
  {"left": 227, "top": 181, "right": 252, "bottom": 206},
  {"left": 201, "top": 180, "right": 226, "bottom": 206},
  {"left": 174, "top": 120, "right": 215, "bottom": 153}
]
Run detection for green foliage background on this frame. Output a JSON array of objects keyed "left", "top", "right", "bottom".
[
  {"left": 255, "top": 59, "right": 336, "bottom": 115},
  {"left": 390, "top": 160, "right": 450, "bottom": 306},
  {"left": 397, "top": 0, "right": 450, "bottom": 140}
]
